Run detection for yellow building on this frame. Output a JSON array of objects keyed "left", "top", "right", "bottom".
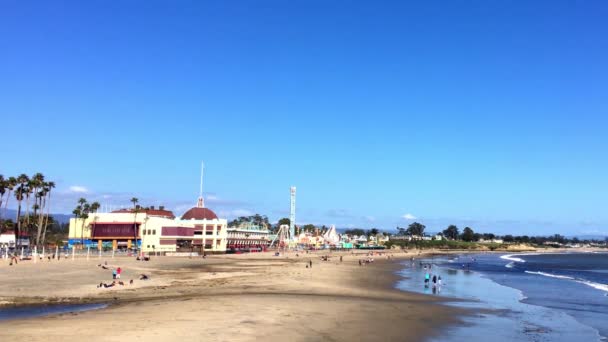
[{"left": 68, "top": 201, "right": 227, "bottom": 254}]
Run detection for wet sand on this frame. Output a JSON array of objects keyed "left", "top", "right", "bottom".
[{"left": 0, "top": 251, "right": 462, "bottom": 342}]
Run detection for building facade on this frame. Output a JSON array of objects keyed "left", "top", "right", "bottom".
[
  {"left": 226, "top": 222, "right": 270, "bottom": 253},
  {"left": 68, "top": 204, "right": 227, "bottom": 254}
]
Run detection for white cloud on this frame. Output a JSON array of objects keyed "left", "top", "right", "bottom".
[
  {"left": 69, "top": 186, "right": 89, "bottom": 193},
  {"left": 402, "top": 213, "right": 417, "bottom": 220}
]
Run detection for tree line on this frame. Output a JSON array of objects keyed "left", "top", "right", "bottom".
[
  {"left": 396, "top": 222, "right": 608, "bottom": 245},
  {"left": 0, "top": 173, "right": 56, "bottom": 247}
]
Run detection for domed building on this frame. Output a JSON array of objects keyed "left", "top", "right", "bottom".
[
  {"left": 68, "top": 163, "right": 228, "bottom": 254},
  {"left": 170, "top": 194, "right": 227, "bottom": 254},
  {"left": 181, "top": 207, "right": 218, "bottom": 221}
]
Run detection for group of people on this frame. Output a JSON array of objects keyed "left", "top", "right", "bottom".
[
  {"left": 96, "top": 261, "right": 139, "bottom": 289},
  {"left": 358, "top": 257, "right": 375, "bottom": 266},
  {"left": 96, "top": 260, "right": 151, "bottom": 289},
  {"left": 424, "top": 265, "right": 443, "bottom": 293},
  {"left": 6, "top": 251, "right": 65, "bottom": 265}
]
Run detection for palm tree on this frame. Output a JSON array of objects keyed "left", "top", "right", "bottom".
[
  {"left": 90, "top": 201, "right": 100, "bottom": 240},
  {"left": 3, "top": 176, "right": 16, "bottom": 214},
  {"left": 15, "top": 174, "right": 29, "bottom": 249},
  {"left": 74, "top": 197, "right": 89, "bottom": 246},
  {"left": 24, "top": 176, "right": 36, "bottom": 236},
  {"left": 130, "top": 197, "right": 139, "bottom": 254},
  {"left": 35, "top": 183, "right": 48, "bottom": 246},
  {"left": 29, "top": 173, "right": 45, "bottom": 246},
  {"left": 41, "top": 181, "right": 55, "bottom": 244},
  {"left": 0, "top": 175, "right": 5, "bottom": 230}
]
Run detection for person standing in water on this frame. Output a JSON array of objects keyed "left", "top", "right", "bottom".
[{"left": 424, "top": 272, "right": 430, "bottom": 287}]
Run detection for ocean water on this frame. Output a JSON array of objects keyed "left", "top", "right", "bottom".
[{"left": 395, "top": 252, "right": 608, "bottom": 341}]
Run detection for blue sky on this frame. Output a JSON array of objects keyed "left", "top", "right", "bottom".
[{"left": 1, "top": 1, "right": 607, "bottom": 235}]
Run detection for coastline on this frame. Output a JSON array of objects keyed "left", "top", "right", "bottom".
[
  {"left": 0, "top": 251, "right": 464, "bottom": 342},
  {"left": 395, "top": 252, "right": 607, "bottom": 342}
]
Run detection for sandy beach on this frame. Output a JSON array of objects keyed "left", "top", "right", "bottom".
[{"left": 0, "top": 251, "right": 462, "bottom": 342}]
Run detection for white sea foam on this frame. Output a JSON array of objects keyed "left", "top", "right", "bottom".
[
  {"left": 524, "top": 271, "right": 575, "bottom": 280},
  {"left": 577, "top": 280, "right": 608, "bottom": 293},
  {"left": 500, "top": 254, "right": 526, "bottom": 263},
  {"left": 524, "top": 271, "right": 608, "bottom": 293},
  {"left": 505, "top": 262, "right": 515, "bottom": 268}
]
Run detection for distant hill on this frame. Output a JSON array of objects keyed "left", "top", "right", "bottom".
[{"left": 0, "top": 208, "right": 72, "bottom": 224}]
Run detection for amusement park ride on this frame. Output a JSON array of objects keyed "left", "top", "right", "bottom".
[{"left": 269, "top": 186, "right": 297, "bottom": 251}]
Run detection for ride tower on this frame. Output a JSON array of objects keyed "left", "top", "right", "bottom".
[{"left": 289, "top": 186, "right": 296, "bottom": 240}]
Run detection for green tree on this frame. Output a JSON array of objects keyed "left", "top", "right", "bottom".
[
  {"left": 0, "top": 175, "right": 5, "bottom": 230},
  {"left": 344, "top": 228, "right": 365, "bottom": 236},
  {"left": 461, "top": 227, "right": 475, "bottom": 242},
  {"left": 442, "top": 225, "right": 459, "bottom": 240},
  {"left": 3, "top": 177, "right": 16, "bottom": 228},
  {"left": 15, "top": 174, "right": 29, "bottom": 248},
  {"left": 370, "top": 228, "right": 380, "bottom": 236},
  {"left": 73, "top": 198, "right": 91, "bottom": 246},
  {"left": 40, "top": 181, "right": 56, "bottom": 244},
  {"left": 302, "top": 224, "right": 316, "bottom": 233},
  {"left": 406, "top": 222, "right": 426, "bottom": 237}
]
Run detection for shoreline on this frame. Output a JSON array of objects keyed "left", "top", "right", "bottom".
[
  {"left": 3, "top": 248, "right": 601, "bottom": 341},
  {"left": 0, "top": 251, "right": 466, "bottom": 342},
  {"left": 398, "top": 252, "right": 607, "bottom": 342}
]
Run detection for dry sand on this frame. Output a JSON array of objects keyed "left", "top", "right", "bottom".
[{"left": 0, "top": 251, "right": 463, "bottom": 342}]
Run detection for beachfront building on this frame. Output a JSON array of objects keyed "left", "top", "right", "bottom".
[
  {"left": 226, "top": 222, "right": 270, "bottom": 253},
  {"left": 296, "top": 232, "right": 326, "bottom": 248},
  {"left": 0, "top": 231, "right": 30, "bottom": 249},
  {"left": 68, "top": 199, "right": 228, "bottom": 254}
]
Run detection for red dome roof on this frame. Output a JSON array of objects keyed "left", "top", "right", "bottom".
[{"left": 181, "top": 207, "right": 218, "bottom": 220}]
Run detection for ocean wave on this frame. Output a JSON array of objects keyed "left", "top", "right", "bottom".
[
  {"left": 524, "top": 271, "right": 608, "bottom": 293},
  {"left": 524, "top": 271, "right": 575, "bottom": 280},
  {"left": 505, "top": 262, "right": 515, "bottom": 268},
  {"left": 500, "top": 254, "right": 526, "bottom": 263},
  {"left": 577, "top": 280, "right": 608, "bottom": 293}
]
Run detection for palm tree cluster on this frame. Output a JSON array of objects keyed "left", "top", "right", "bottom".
[
  {"left": 72, "top": 198, "right": 100, "bottom": 245},
  {"left": 0, "top": 173, "right": 56, "bottom": 247}
]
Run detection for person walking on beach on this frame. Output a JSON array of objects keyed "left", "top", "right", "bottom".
[
  {"left": 116, "top": 267, "right": 122, "bottom": 279},
  {"left": 309, "top": 260, "right": 312, "bottom": 268},
  {"left": 340, "top": 256, "right": 343, "bottom": 262},
  {"left": 112, "top": 269, "right": 117, "bottom": 280}
]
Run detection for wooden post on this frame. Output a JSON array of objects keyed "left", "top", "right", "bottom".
[
  {"left": 87, "top": 246, "right": 90, "bottom": 260},
  {"left": 55, "top": 245, "right": 59, "bottom": 259},
  {"left": 42, "top": 246, "right": 45, "bottom": 259},
  {"left": 72, "top": 246, "right": 75, "bottom": 260},
  {"left": 34, "top": 246, "right": 37, "bottom": 263},
  {"left": 20, "top": 247, "right": 24, "bottom": 259}
]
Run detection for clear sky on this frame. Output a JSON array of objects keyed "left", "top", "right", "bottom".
[{"left": 1, "top": 1, "right": 607, "bottom": 235}]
